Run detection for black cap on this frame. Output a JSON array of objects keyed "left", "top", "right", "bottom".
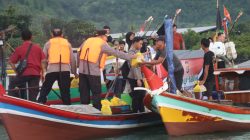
[{"left": 95, "top": 30, "right": 108, "bottom": 36}]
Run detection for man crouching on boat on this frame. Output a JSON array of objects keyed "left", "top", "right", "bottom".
[
  {"left": 199, "top": 38, "right": 215, "bottom": 101},
  {"left": 78, "top": 30, "right": 137, "bottom": 110}
]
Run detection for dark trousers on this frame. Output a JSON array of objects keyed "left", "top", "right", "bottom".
[
  {"left": 8, "top": 75, "right": 40, "bottom": 102},
  {"left": 128, "top": 79, "right": 146, "bottom": 113},
  {"left": 38, "top": 72, "right": 71, "bottom": 105},
  {"left": 174, "top": 68, "right": 184, "bottom": 91},
  {"left": 79, "top": 73, "right": 102, "bottom": 110},
  {"left": 203, "top": 80, "right": 215, "bottom": 98}
]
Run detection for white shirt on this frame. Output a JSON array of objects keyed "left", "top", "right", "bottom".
[{"left": 209, "top": 42, "right": 226, "bottom": 56}]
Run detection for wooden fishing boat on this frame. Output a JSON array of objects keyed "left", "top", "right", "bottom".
[
  {"left": 214, "top": 67, "right": 250, "bottom": 104},
  {"left": 0, "top": 84, "right": 161, "bottom": 140},
  {"left": 146, "top": 92, "right": 250, "bottom": 136},
  {"left": 142, "top": 64, "right": 250, "bottom": 136}
]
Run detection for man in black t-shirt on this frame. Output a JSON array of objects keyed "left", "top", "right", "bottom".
[
  {"left": 143, "top": 37, "right": 184, "bottom": 91},
  {"left": 199, "top": 38, "right": 215, "bottom": 100}
]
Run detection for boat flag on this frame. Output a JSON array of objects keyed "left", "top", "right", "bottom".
[
  {"left": 224, "top": 5, "right": 232, "bottom": 24},
  {"left": 216, "top": 0, "right": 222, "bottom": 30},
  {"left": 141, "top": 65, "right": 163, "bottom": 90}
]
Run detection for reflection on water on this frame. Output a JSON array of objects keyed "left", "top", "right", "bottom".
[{"left": 1, "top": 124, "right": 250, "bottom": 140}]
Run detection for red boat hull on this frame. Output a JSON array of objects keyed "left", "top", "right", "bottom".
[{"left": 1, "top": 113, "right": 154, "bottom": 140}]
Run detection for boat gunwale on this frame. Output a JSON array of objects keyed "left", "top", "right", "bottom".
[
  {"left": 158, "top": 92, "right": 250, "bottom": 114},
  {"left": 0, "top": 94, "right": 155, "bottom": 121}
]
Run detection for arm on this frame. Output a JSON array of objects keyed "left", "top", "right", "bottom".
[
  {"left": 8, "top": 48, "right": 20, "bottom": 74},
  {"left": 77, "top": 43, "right": 84, "bottom": 68},
  {"left": 69, "top": 44, "right": 77, "bottom": 77},
  {"left": 41, "top": 59, "right": 47, "bottom": 82},
  {"left": 43, "top": 42, "right": 50, "bottom": 70},
  {"left": 102, "top": 44, "right": 135, "bottom": 60},
  {"left": 143, "top": 56, "right": 164, "bottom": 65}
]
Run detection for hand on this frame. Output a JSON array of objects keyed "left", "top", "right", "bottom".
[
  {"left": 143, "top": 51, "right": 150, "bottom": 56},
  {"left": 74, "top": 74, "right": 79, "bottom": 79},
  {"left": 137, "top": 80, "right": 142, "bottom": 87},
  {"left": 41, "top": 74, "right": 45, "bottom": 82},
  {"left": 199, "top": 80, "right": 205, "bottom": 85},
  {"left": 131, "top": 54, "right": 138, "bottom": 59}
]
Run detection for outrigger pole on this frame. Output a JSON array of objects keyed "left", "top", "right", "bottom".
[{"left": 229, "top": 11, "right": 243, "bottom": 35}]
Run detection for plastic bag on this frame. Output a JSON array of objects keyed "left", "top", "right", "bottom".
[
  {"left": 110, "top": 96, "right": 128, "bottom": 106},
  {"left": 131, "top": 53, "right": 144, "bottom": 68},
  {"left": 101, "top": 99, "right": 112, "bottom": 115},
  {"left": 71, "top": 78, "right": 79, "bottom": 88},
  {"left": 193, "top": 81, "right": 207, "bottom": 92}
]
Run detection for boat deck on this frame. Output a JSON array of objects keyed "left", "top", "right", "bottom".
[{"left": 50, "top": 105, "right": 101, "bottom": 114}]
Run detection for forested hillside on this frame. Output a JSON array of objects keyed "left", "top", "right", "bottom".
[
  {"left": 0, "top": 0, "right": 250, "bottom": 32},
  {"left": 1, "top": 0, "right": 250, "bottom": 62}
]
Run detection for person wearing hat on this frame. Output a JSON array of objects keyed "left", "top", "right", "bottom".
[
  {"left": 38, "top": 28, "right": 77, "bottom": 105},
  {"left": 78, "top": 30, "right": 137, "bottom": 110},
  {"left": 142, "top": 36, "right": 184, "bottom": 91}
]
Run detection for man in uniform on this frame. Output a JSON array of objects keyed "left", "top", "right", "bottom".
[
  {"left": 38, "top": 28, "right": 77, "bottom": 105},
  {"left": 78, "top": 30, "right": 136, "bottom": 110}
]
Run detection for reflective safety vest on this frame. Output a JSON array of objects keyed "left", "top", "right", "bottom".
[
  {"left": 80, "top": 37, "right": 107, "bottom": 69},
  {"left": 48, "top": 37, "right": 70, "bottom": 64}
]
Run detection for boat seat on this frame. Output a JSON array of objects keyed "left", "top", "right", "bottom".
[{"left": 50, "top": 105, "right": 101, "bottom": 114}]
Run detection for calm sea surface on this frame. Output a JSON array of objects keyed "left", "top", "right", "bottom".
[{"left": 1, "top": 124, "right": 250, "bottom": 140}]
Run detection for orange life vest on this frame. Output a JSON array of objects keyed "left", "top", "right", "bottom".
[
  {"left": 48, "top": 37, "right": 70, "bottom": 64},
  {"left": 80, "top": 37, "right": 107, "bottom": 69}
]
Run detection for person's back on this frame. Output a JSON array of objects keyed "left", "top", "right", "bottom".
[
  {"left": 9, "top": 29, "right": 45, "bottom": 102},
  {"left": 12, "top": 42, "right": 44, "bottom": 76},
  {"left": 199, "top": 38, "right": 215, "bottom": 100},
  {"left": 38, "top": 28, "right": 77, "bottom": 105}
]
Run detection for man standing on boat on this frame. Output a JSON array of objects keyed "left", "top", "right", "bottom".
[
  {"left": 127, "top": 37, "right": 146, "bottom": 113},
  {"left": 78, "top": 30, "right": 137, "bottom": 110},
  {"left": 199, "top": 38, "right": 215, "bottom": 100},
  {"left": 142, "top": 36, "right": 184, "bottom": 91},
  {"left": 37, "top": 28, "right": 77, "bottom": 105},
  {"left": 9, "top": 29, "right": 46, "bottom": 102},
  {"left": 173, "top": 24, "right": 185, "bottom": 50}
]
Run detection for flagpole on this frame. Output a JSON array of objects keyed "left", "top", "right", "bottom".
[{"left": 217, "top": 0, "right": 219, "bottom": 9}]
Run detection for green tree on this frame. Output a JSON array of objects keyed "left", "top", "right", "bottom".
[
  {"left": 42, "top": 18, "right": 66, "bottom": 40},
  {"left": 183, "top": 29, "right": 201, "bottom": 50},
  {"left": 64, "top": 19, "right": 96, "bottom": 47}
]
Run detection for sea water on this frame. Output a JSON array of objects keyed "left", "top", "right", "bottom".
[{"left": 1, "top": 124, "right": 250, "bottom": 140}]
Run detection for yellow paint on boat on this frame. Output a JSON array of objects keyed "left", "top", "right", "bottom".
[{"left": 159, "top": 106, "right": 223, "bottom": 123}]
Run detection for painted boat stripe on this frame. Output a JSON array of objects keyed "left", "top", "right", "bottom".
[
  {"left": 154, "top": 96, "right": 250, "bottom": 122},
  {"left": 0, "top": 103, "right": 159, "bottom": 129}
]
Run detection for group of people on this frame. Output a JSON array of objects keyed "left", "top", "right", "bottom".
[
  {"left": 8, "top": 27, "right": 137, "bottom": 110},
  {"left": 8, "top": 23, "right": 221, "bottom": 112}
]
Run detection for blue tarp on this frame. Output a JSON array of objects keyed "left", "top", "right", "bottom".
[{"left": 164, "top": 18, "right": 177, "bottom": 94}]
